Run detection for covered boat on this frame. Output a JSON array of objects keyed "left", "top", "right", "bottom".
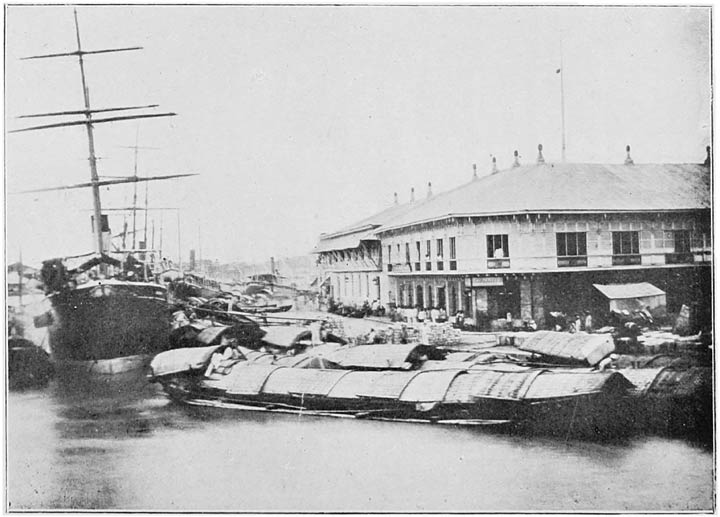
[{"left": 150, "top": 343, "right": 636, "bottom": 438}]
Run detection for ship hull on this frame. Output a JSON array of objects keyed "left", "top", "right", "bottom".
[{"left": 46, "top": 281, "right": 174, "bottom": 364}]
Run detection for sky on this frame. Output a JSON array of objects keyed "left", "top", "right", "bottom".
[{"left": 4, "top": 5, "right": 711, "bottom": 267}]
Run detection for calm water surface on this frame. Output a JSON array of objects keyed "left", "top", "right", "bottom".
[{"left": 7, "top": 376, "right": 714, "bottom": 512}]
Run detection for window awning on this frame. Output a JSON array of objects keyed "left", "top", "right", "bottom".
[{"left": 593, "top": 282, "right": 665, "bottom": 300}]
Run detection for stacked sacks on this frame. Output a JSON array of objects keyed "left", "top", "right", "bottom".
[
  {"left": 324, "top": 316, "right": 347, "bottom": 340},
  {"left": 421, "top": 323, "right": 462, "bottom": 346}
]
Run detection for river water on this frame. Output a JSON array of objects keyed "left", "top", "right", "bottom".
[{"left": 6, "top": 375, "right": 714, "bottom": 512}]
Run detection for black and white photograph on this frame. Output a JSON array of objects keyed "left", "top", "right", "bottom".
[{"left": 4, "top": 4, "right": 713, "bottom": 512}]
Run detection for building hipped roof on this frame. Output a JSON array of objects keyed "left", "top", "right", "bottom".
[
  {"left": 314, "top": 227, "right": 379, "bottom": 253},
  {"left": 377, "top": 162, "right": 710, "bottom": 232},
  {"left": 315, "top": 199, "right": 418, "bottom": 252}
]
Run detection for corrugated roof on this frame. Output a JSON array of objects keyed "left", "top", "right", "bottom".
[
  {"left": 593, "top": 283, "right": 666, "bottom": 300},
  {"left": 376, "top": 162, "right": 709, "bottom": 232},
  {"left": 517, "top": 331, "right": 615, "bottom": 366}
]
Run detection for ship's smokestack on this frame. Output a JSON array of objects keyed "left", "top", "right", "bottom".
[
  {"left": 537, "top": 144, "right": 545, "bottom": 164},
  {"left": 410, "top": 187, "right": 415, "bottom": 203},
  {"left": 472, "top": 163, "right": 478, "bottom": 180},
  {"left": 491, "top": 156, "right": 498, "bottom": 174},
  {"left": 427, "top": 182, "right": 433, "bottom": 198}
]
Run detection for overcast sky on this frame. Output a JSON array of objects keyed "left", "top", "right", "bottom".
[{"left": 4, "top": 5, "right": 711, "bottom": 267}]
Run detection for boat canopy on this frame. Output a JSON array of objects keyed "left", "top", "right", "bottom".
[
  {"left": 262, "top": 368, "right": 351, "bottom": 397},
  {"left": 523, "top": 370, "right": 634, "bottom": 399},
  {"left": 444, "top": 368, "right": 633, "bottom": 403},
  {"left": 326, "top": 371, "right": 417, "bottom": 399},
  {"left": 645, "top": 367, "right": 711, "bottom": 397},
  {"left": 516, "top": 331, "right": 615, "bottom": 366},
  {"left": 260, "top": 325, "right": 312, "bottom": 349},
  {"left": 326, "top": 344, "right": 445, "bottom": 370},
  {"left": 196, "top": 325, "right": 231, "bottom": 345},
  {"left": 150, "top": 345, "right": 223, "bottom": 377}
]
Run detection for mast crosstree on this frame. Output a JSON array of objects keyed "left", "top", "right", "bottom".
[{"left": 12, "top": 9, "right": 195, "bottom": 255}]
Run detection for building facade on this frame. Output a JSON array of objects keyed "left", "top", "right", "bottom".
[{"left": 316, "top": 149, "right": 712, "bottom": 329}]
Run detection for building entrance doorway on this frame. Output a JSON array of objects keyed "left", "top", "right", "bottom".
[
  {"left": 437, "top": 286, "right": 446, "bottom": 309},
  {"left": 486, "top": 279, "right": 520, "bottom": 320},
  {"left": 415, "top": 285, "right": 424, "bottom": 308}
]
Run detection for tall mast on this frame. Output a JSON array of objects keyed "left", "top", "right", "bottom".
[
  {"left": 13, "top": 9, "right": 195, "bottom": 265},
  {"left": 73, "top": 9, "right": 104, "bottom": 254},
  {"left": 132, "top": 127, "right": 140, "bottom": 250},
  {"left": 143, "top": 170, "right": 150, "bottom": 254},
  {"left": 18, "top": 248, "right": 23, "bottom": 308},
  {"left": 559, "top": 44, "right": 566, "bottom": 163}
]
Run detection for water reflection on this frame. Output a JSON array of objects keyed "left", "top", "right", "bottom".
[{"left": 7, "top": 375, "right": 715, "bottom": 512}]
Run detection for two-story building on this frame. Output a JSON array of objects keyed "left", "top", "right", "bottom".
[
  {"left": 314, "top": 194, "right": 417, "bottom": 306},
  {"left": 317, "top": 146, "right": 711, "bottom": 329}
]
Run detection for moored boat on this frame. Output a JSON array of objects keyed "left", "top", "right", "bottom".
[
  {"left": 14, "top": 10, "right": 195, "bottom": 374},
  {"left": 38, "top": 255, "right": 174, "bottom": 370},
  {"left": 149, "top": 342, "right": 636, "bottom": 438}
]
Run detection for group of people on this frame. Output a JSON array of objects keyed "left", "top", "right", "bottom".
[
  {"left": 326, "top": 298, "right": 386, "bottom": 318},
  {"left": 549, "top": 311, "right": 593, "bottom": 333},
  {"left": 393, "top": 305, "right": 449, "bottom": 325}
]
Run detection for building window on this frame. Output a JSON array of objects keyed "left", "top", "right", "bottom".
[
  {"left": 405, "top": 243, "right": 411, "bottom": 265},
  {"left": 436, "top": 238, "right": 444, "bottom": 270},
  {"left": 486, "top": 234, "right": 510, "bottom": 269},
  {"left": 449, "top": 237, "right": 457, "bottom": 270},
  {"left": 415, "top": 241, "right": 421, "bottom": 271},
  {"left": 425, "top": 240, "right": 432, "bottom": 270},
  {"left": 556, "top": 232, "right": 588, "bottom": 267},
  {"left": 666, "top": 230, "right": 694, "bottom": 264},
  {"left": 387, "top": 245, "right": 392, "bottom": 271},
  {"left": 612, "top": 231, "right": 640, "bottom": 265}
]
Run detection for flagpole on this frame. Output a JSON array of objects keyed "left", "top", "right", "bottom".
[{"left": 560, "top": 45, "right": 566, "bottom": 163}]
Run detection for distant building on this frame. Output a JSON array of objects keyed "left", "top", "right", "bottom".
[{"left": 315, "top": 147, "right": 711, "bottom": 328}]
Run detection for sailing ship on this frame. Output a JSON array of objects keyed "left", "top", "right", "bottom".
[{"left": 13, "top": 10, "right": 196, "bottom": 374}]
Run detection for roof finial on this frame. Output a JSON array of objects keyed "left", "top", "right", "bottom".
[
  {"left": 410, "top": 187, "right": 415, "bottom": 203},
  {"left": 537, "top": 143, "right": 545, "bottom": 164},
  {"left": 472, "top": 163, "right": 478, "bottom": 180},
  {"left": 704, "top": 145, "right": 711, "bottom": 168},
  {"left": 625, "top": 145, "right": 634, "bottom": 165},
  {"left": 512, "top": 150, "right": 520, "bottom": 168},
  {"left": 427, "top": 181, "right": 433, "bottom": 198},
  {"left": 393, "top": 192, "right": 399, "bottom": 205},
  {"left": 491, "top": 156, "right": 498, "bottom": 174}
]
